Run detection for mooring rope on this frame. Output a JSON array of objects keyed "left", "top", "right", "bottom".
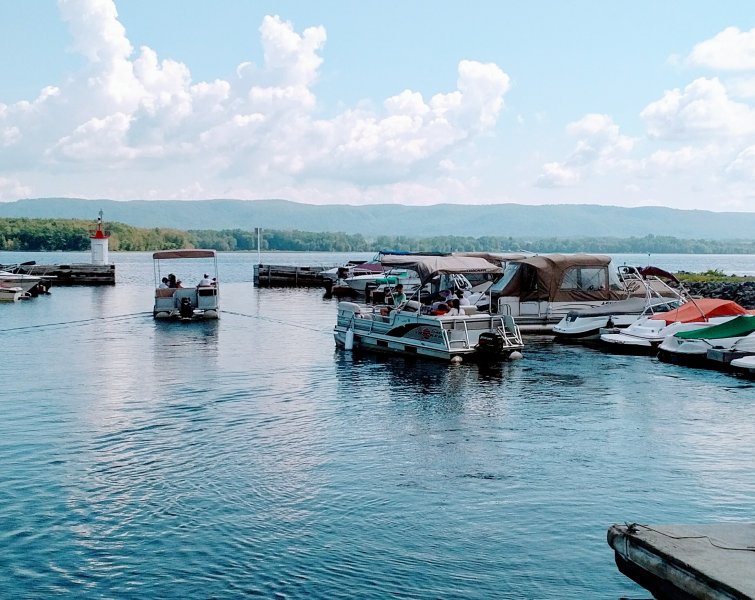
[
  {"left": 1, "top": 312, "right": 152, "bottom": 333},
  {"left": 220, "top": 309, "right": 331, "bottom": 333}
]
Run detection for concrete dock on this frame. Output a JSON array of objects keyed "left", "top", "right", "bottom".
[
  {"left": 20, "top": 263, "right": 116, "bottom": 285},
  {"left": 253, "top": 264, "right": 335, "bottom": 287},
  {"left": 608, "top": 522, "right": 755, "bottom": 599}
]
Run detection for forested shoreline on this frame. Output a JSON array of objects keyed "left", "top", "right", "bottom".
[{"left": 2, "top": 217, "right": 755, "bottom": 255}]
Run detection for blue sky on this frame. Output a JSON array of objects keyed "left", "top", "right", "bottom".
[{"left": 1, "top": 1, "right": 755, "bottom": 211}]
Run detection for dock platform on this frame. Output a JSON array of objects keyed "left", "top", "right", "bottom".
[
  {"left": 18, "top": 264, "right": 115, "bottom": 285},
  {"left": 254, "top": 264, "right": 335, "bottom": 288},
  {"left": 608, "top": 522, "right": 755, "bottom": 599}
]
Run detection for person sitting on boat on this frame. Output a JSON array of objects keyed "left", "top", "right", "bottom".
[
  {"left": 198, "top": 273, "right": 212, "bottom": 287},
  {"left": 159, "top": 277, "right": 169, "bottom": 289},
  {"left": 175, "top": 279, "right": 184, "bottom": 288},
  {"left": 431, "top": 302, "right": 450, "bottom": 316},
  {"left": 379, "top": 284, "right": 407, "bottom": 316},
  {"left": 446, "top": 299, "right": 462, "bottom": 316},
  {"left": 168, "top": 273, "right": 178, "bottom": 288},
  {"left": 455, "top": 289, "right": 471, "bottom": 307},
  {"left": 391, "top": 284, "right": 407, "bottom": 308}
]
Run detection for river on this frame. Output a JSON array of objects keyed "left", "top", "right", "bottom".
[{"left": 1, "top": 251, "right": 754, "bottom": 598}]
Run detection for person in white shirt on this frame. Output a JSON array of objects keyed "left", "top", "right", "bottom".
[
  {"left": 455, "top": 289, "right": 471, "bottom": 306},
  {"left": 198, "top": 273, "right": 212, "bottom": 286},
  {"left": 159, "top": 277, "right": 169, "bottom": 289},
  {"left": 446, "top": 299, "right": 461, "bottom": 316}
]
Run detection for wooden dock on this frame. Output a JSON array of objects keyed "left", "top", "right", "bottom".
[
  {"left": 253, "top": 264, "right": 335, "bottom": 288},
  {"left": 608, "top": 522, "right": 755, "bottom": 599},
  {"left": 18, "top": 264, "right": 116, "bottom": 285}
]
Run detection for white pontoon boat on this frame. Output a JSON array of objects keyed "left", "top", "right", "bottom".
[
  {"left": 152, "top": 250, "right": 220, "bottom": 320},
  {"left": 333, "top": 255, "right": 524, "bottom": 362}
]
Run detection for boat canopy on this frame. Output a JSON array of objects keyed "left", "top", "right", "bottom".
[
  {"left": 454, "top": 252, "right": 530, "bottom": 266},
  {"left": 380, "top": 254, "right": 502, "bottom": 283},
  {"left": 649, "top": 298, "right": 749, "bottom": 325},
  {"left": 152, "top": 249, "right": 217, "bottom": 260},
  {"left": 493, "top": 253, "right": 624, "bottom": 303},
  {"left": 674, "top": 314, "right": 755, "bottom": 339}
]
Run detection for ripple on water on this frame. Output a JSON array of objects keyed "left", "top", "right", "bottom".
[{"left": 2, "top": 277, "right": 755, "bottom": 598}]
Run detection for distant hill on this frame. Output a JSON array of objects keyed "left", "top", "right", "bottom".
[{"left": 1, "top": 197, "right": 754, "bottom": 240}]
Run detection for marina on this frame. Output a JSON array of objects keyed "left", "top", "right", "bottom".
[{"left": 2, "top": 250, "right": 755, "bottom": 598}]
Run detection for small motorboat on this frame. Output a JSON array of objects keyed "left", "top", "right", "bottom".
[
  {"left": 333, "top": 254, "right": 524, "bottom": 362},
  {"left": 599, "top": 299, "right": 752, "bottom": 354},
  {"left": 0, "top": 270, "right": 45, "bottom": 294},
  {"left": 552, "top": 266, "right": 684, "bottom": 341},
  {"left": 657, "top": 315, "right": 755, "bottom": 367},
  {"left": 0, "top": 286, "right": 28, "bottom": 302},
  {"left": 491, "top": 254, "right": 658, "bottom": 334},
  {"left": 731, "top": 354, "right": 755, "bottom": 376},
  {"left": 152, "top": 249, "right": 220, "bottom": 320}
]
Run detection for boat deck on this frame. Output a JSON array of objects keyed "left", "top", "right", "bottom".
[{"left": 608, "top": 522, "right": 755, "bottom": 599}]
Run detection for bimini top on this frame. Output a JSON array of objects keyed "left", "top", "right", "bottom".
[
  {"left": 152, "top": 249, "right": 217, "bottom": 260},
  {"left": 380, "top": 254, "right": 502, "bottom": 283},
  {"left": 649, "top": 298, "right": 750, "bottom": 325}
]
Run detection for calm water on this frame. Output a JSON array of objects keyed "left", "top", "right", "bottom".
[{"left": 2, "top": 251, "right": 755, "bottom": 599}]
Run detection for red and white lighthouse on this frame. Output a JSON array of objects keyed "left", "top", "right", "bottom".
[{"left": 90, "top": 210, "right": 110, "bottom": 265}]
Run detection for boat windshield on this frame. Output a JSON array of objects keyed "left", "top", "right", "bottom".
[
  {"left": 608, "top": 262, "right": 624, "bottom": 290},
  {"left": 489, "top": 262, "right": 520, "bottom": 293}
]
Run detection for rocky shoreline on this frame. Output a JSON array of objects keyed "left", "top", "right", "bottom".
[{"left": 683, "top": 281, "right": 755, "bottom": 309}]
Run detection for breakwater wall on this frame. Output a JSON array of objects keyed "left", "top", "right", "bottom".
[{"left": 685, "top": 281, "right": 755, "bottom": 309}]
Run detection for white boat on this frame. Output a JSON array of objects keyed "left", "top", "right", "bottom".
[
  {"left": 731, "top": 355, "right": 755, "bottom": 376},
  {"left": 333, "top": 255, "right": 524, "bottom": 362},
  {"left": 152, "top": 249, "right": 220, "bottom": 320},
  {"left": 320, "top": 255, "right": 383, "bottom": 282},
  {"left": 657, "top": 315, "right": 755, "bottom": 367},
  {"left": 552, "top": 266, "right": 685, "bottom": 340},
  {"left": 491, "top": 254, "right": 651, "bottom": 334},
  {"left": 0, "top": 270, "right": 44, "bottom": 293},
  {"left": 0, "top": 286, "right": 27, "bottom": 302},
  {"left": 344, "top": 268, "right": 422, "bottom": 295},
  {"left": 599, "top": 298, "right": 752, "bottom": 354}
]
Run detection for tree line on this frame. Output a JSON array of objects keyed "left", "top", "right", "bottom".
[{"left": 1, "top": 217, "right": 754, "bottom": 254}]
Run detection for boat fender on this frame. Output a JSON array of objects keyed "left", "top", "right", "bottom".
[
  {"left": 450, "top": 355, "right": 463, "bottom": 364},
  {"left": 509, "top": 351, "right": 523, "bottom": 361},
  {"left": 344, "top": 327, "right": 354, "bottom": 351}
]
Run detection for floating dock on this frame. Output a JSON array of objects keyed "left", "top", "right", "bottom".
[
  {"left": 253, "top": 264, "right": 335, "bottom": 287},
  {"left": 608, "top": 522, "right": 755, "bottom": 599},
  {"left": 19, "top": 264, "right": 116, "bottom": 286}
]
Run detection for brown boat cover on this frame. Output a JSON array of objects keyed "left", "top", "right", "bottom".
[
  {"left": 497, "top": 254, "right": 624, "bottom": 302},
  {"left": 380, "top": 254, "right": 502, "bottom": 283}
]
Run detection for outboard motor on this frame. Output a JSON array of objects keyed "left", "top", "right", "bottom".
[
  {"left": 476, "top": 331, "right": 504, "bottom": 355},
  {"left": 179, "top": 297, "right": 194, "bottom": 319}
]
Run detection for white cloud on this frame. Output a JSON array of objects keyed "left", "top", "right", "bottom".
[
  {"left": 536, "top": 162, "right": 580, "bottom": 187},
  {"left": 641, "top": 77, "right": 755, "bottom": 139},
  {"left": 536, "top": 114, "right": 633, "bottom": 186},
  {"left": 724, "top": 145, "right": 755, "bottom": 181},
  {"left": 0, "top": 177, "right": 31, "bottom": 201},
  {"left": 0, "top": 1, "right": 511, "bottom": 203},
  {"left": 688, "top": 27, "right": 755, "bottom": 70}
]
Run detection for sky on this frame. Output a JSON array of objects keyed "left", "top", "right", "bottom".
[{"left": 1, "top": 1, "right": 755, "bottom": 211}]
